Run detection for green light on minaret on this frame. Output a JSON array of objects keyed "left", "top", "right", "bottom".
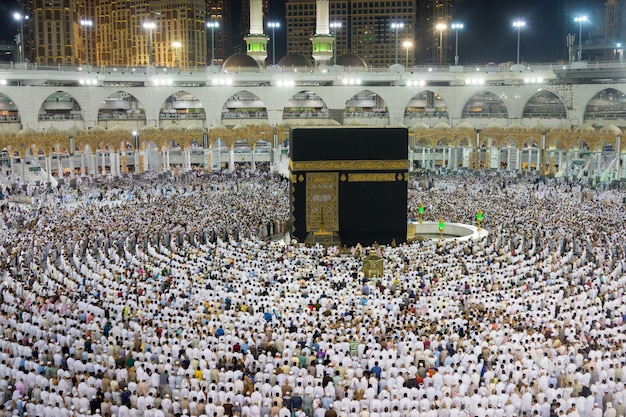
[
  {"left": 314, "top": 42, "right": 331, "bottom": 52},
  {"left": 247, "top": 41, "right": 266, "bottom": 53},
  {"left": 313, "top": 40, "right": 332, "bottom": 52},
  {"left": 311, "top": 34, "right": 333, "bottom": 53}
]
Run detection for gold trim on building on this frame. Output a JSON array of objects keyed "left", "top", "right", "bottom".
[
  {"left": 348, "top": 173, "right": 398, "bottom": 182},
  {"left": 290, "top": 160, "right": 408, "bottom": 172}
]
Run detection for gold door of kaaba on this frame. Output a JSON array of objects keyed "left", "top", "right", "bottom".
[{"left": 305, "top": 172, "right": 339, "bottom": 232}]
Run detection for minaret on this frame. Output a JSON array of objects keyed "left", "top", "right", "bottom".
[
  {"left": 244, "top": 0, "right": 268, "bottom": 67},
  {"left": 311, "top": 0, "right": 334, "bottom": 67}
]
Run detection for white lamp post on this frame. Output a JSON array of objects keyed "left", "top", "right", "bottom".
[
  {"left": 436, "top": 23, "right": 447, "bottom": 65},
  {"left": 143, "top": 21, "right": 156, "bottom": 66},
  {"left": 207, "top": 21, "right": 219, "bottom": 66},
  {"left": 403, "top": 40, "right": 413, "bottom": 67},
  {"left": 513, "top": 20, "right": 526, "bottom": 65},
  {"left": 80, "top": 19, "right": 93, "bottom": 66},
  {"left": 391, "top": 22, "right": 404, "bottom": 65},
  {"left": 451, "top": 23, "right": 463, "bottom": 66},
  {"left": 330, "top": 22, "right": 342, "bottom": 65},
  {"left": 575, "top": 15, "right": 588, "bottom": 61},
  {"left": 13, "top": 13, "right": 29, "bottom": 63},
  {"left": 268, "top": 21, "right": 280, "bottom": 66}
]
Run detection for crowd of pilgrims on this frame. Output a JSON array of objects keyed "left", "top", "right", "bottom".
[{"left": 0, "top": 170, "right": 626, "bottom": 417}]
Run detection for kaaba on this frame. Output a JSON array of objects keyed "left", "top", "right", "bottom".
[{"left": 289, "top": 127, "right": 408, "bottom": 247}]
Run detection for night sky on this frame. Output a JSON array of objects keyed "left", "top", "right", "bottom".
[
  {"left": 447, "top": 0, "right": 607, "bottom": 64},
  {"left": 263, "top": 0, "right": 610, "bottom": 64},
  {"left": 1, "top": 1, "right": 19, "bottom": 42},
  {"left": 1, "top": 0, "right": 610, "bottom": 65}
]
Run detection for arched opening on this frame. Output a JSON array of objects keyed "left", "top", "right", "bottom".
[
  {"left": 344, "top": 90, "right": 389, "bottom": 125},
  {"left": 520, "top": 139, "right": 540, "bottom": 172},
  {"left": 0, "top": 93, "right": 20, "bottom": 123},
  {"left": 411, "top": 137, "right": 432, "bottom": 171},
  {"left": 50, "top": 145, "right": 71, "bottom": 178},
  {"left": 0, "top": 149, "right": 11, "bottom": 179},
  {"left": 119, "top": 141, "right": 136, "bottom": 174},
  {"left": 69, "top": 144, "right": 87, "bottom": 177},
  {"left": 253, "top": 139, "right": 272, "bottom": 172},
  {"left": 98, "top": 91, "right": 146, "bottom": 123},
  {"left": 38, "top": 91, "right": 82, "bottom": 121},
  {"left": 283, "top": 90, "right": 329, "bottom": 119},
  {"left": 499, "top": 139, "right": 519, "bottom": 171},
  {"left": 456, "top": 137, "right": 474, "bottom": 168},
  {"left": 189, "top": 139, "right": 206, "bottom": 171},
  {"left": 95, "top": 143, "right": 113, "bottom": 175},
  {"left": 159, "top": 91, "right": 206, "bottom": 123},
  {"left": 404, "top": 91, "right": 448, "bottom": 124},
  {"left": 478, "top": 136, "right": 498, "bottom": 169},
  {"left": 568, "top": 140, "right": 592, "bottom": 177},
  {"left": 522, "top": 90, "right": 567, "bottom": 119},
  {"left": 462, "top": 91, "right": 508, "bottom": 118},
  {"left": 584, "top": 88, "right": 626, "bottom": 125},
  {"left": 546, "top": 139, "right": 566, "bottom": 176},
  {"left": 166, "top": 140, "right": 184, "bottom": 171},
  {"left": 221, "top": 91, "right": 268, "bottom": 122},
  {"left": 576, "top": 140, "right": 591, "bottom": 156},
  {"left": 435, "top": 138, "right": 453, "bottom": 170},
  {"left": 233, "top": 139, "right": 252, "bottom": 171},
  {"left": 597, "top": 140, "right": 617, "bottom": 180}
]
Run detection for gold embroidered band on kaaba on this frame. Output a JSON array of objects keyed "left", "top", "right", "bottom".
[
  {"left": 348, "top": 173, "right": 397, "bottom": 182},
  {"left": 290, "top": 160, "right": 408, "bottom": 171}
]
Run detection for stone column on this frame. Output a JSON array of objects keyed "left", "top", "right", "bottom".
[
  {"left": 615, "top": 135, "right": 621, "bottom": 181},
  {"left": 91, "top": 151, "right": 97, "bottom": 176},
  {"left": 69, "top": 154, "right": 74, "bottom": 178}
]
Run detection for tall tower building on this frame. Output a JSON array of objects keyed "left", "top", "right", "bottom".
[
  {"left": 350, "top": 0, "right": 417, "bottom": 67},
  {"left": 285, "top": 0, "right": 318, "bottom": 59},
  {"left": 605, "top": 0, "right": 621, "bottom": 42},
  {"left": 18, "top": 0, "right": 85, "bottom": 65},
  {"left": 95, "top": 0, "right": 207, "bottom": 68},
  {"left": 207, "top": 0, "right": 232, "bottom": 66},
  {"left": 285, "top": 0, "right": 417, "bottom": 68},
  {"left": 417, "top": 0, "right": 455, "bottom": 65},
  {"left": 151, "top": 0, "right": 208, "bottom": 68},
  {"left": 95, "top": 0, "right": 147, "bottom": 67},
  {"left": 19, "top": 0, "right": 213, "bottom": 67}
]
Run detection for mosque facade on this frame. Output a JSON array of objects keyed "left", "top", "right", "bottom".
[
  {"left": 2, "top": 0, "right": 625, "bottom": 185},
  {"left": 0, "top": 62, "right": 625, "bottom": 185}
]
